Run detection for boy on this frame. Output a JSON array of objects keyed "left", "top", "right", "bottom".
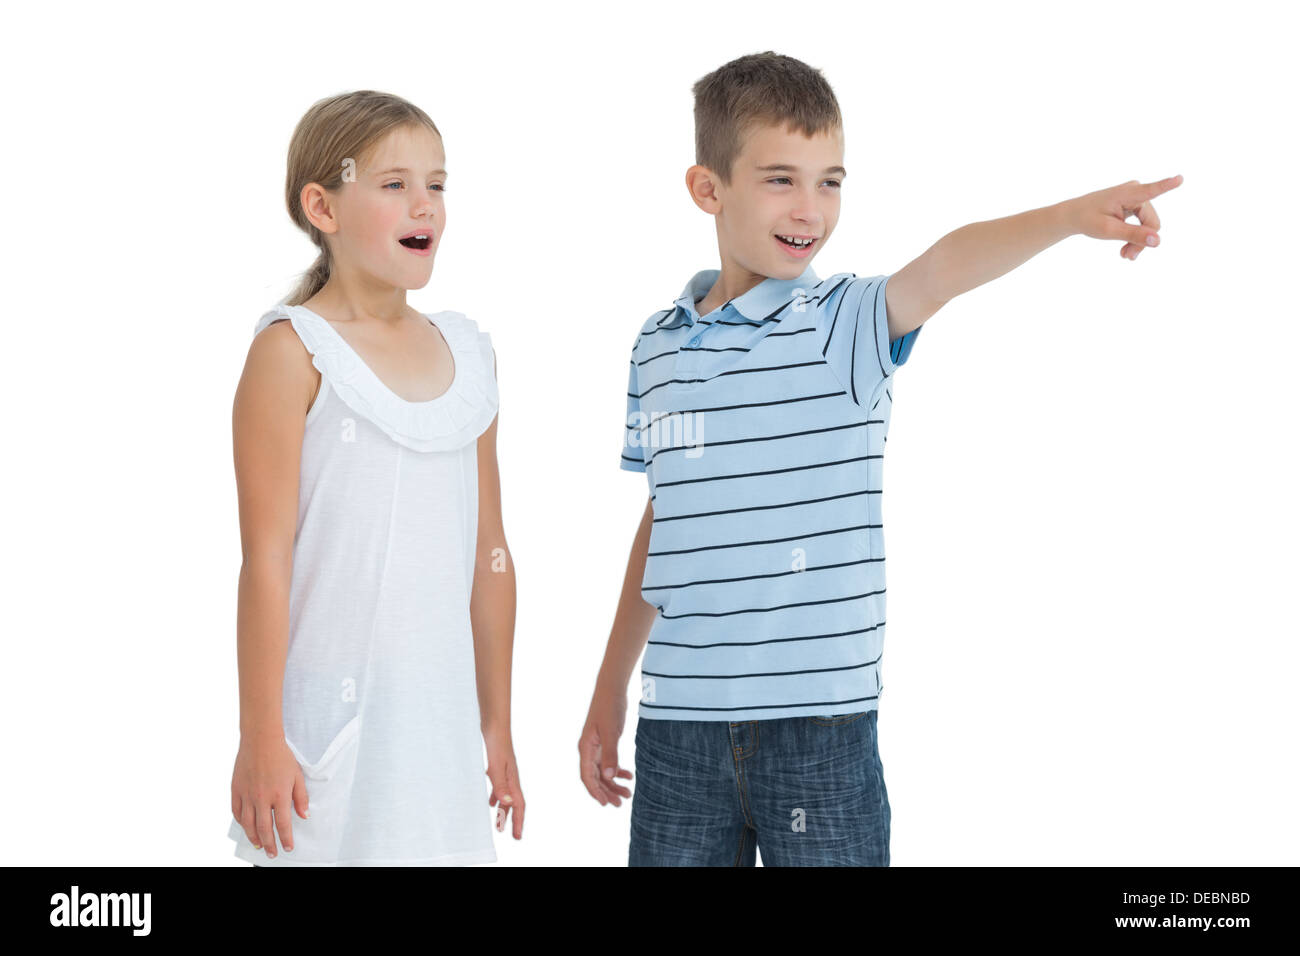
[{"left": 578, "top": 51, "right": 1180, "bottom": 866}]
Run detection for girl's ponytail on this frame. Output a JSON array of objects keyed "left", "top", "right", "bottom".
[
  {"left": 280, "top": 90, "right": 440, "bottom": 307},
  {"left": 287, "top": 247, "right": 331, "bottom": 307}
]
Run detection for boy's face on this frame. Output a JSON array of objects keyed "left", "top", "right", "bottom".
[
  {"left": 327, "top": 123, "right": 447, "bottom": 290},
  {"left": 708, "top": 121, "right": 845, "bottom": 280}
]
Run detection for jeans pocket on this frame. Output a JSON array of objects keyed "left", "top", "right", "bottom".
[
  {"left": 807, "top": 711, "right": 869, "bottom": 727},
  {"left": 277, "top": 715, "right": 362, "bottom": 862}
]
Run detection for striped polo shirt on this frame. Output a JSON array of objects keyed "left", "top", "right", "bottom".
[{"left": 621, "top": 263, "right": 921, "bottom": 721}]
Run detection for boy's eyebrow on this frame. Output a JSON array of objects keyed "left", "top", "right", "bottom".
[
  {"left": 370, "top": 166, "right": 448, "bottom": 177},
  {"left": 755, "top": 163, "right": 847, "bottom": 177}
]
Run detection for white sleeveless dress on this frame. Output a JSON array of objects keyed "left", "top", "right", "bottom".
[{"left": 227, "top": 303, "right": 500, "bottom": 866}]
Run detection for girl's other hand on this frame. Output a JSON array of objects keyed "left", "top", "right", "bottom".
[
  {"left": 483, "top": 729, "right": 525, "bottom": 840},
  {"left": 230, "top": 733, "right": 308, "bottom": 860}
]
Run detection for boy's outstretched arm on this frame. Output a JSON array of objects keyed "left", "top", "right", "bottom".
[{"left": 884, "top": 174, "right": 1184, "bottom": 340}]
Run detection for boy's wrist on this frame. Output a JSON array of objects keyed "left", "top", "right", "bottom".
[{"left": 1054, "top": 197, "right": 1082, "bottom": 238}]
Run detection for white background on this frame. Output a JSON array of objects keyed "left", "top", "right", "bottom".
[{"left": 2, "top": 0, "right": 1295, "bottom": 866}]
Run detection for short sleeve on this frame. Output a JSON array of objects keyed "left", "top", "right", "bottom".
[
  {"left": 621, "top": 339, "right": 647, "bottom": 472},
  {"left": 820, "top": 273, "right": 921, "bottom": 406}
]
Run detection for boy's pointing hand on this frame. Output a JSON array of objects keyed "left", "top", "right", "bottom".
[{"left": 1065, "top": 174, "right": 1183, "bottom": 261}]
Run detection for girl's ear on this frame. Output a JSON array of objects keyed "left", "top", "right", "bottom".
[{"left": 301, "top": 182, "right": 340, "bottom": 236}]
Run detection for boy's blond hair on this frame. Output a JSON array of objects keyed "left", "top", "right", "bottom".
[{"left": 691, "top": 51, "right": 843, "bottom": 187}]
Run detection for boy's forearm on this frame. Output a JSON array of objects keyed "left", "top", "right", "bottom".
[
  {"left": 471, "top": 545, "right": 516, "bottom": 736},
  {"left": 924, "top": 199, "right": 1078, "bottom": 306},
  {"left": 595, "top": 499, "right": 657, "bottom": 696}
]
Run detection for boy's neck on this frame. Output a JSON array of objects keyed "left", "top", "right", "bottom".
[{"left": 695, "top": 266, "right": 766, "bottom": 318}]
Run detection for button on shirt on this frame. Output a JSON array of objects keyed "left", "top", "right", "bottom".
[{"left": 621, "top": 264, "right": 921, "bottom": 721}]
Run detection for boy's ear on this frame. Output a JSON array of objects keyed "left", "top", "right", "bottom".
[{"left": 685, "top": 164, "right": 721, "bottom": 213}]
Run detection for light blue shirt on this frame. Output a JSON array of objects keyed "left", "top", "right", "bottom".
[{"left": 621, "top": 263, "right": 921, "bottom": 721}]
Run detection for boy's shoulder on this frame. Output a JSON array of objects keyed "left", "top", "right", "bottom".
[{"left": 628, "top": 305, "right": 679, "bottom": 353}]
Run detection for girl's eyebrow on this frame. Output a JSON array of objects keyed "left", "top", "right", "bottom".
[{"left": 371, "top": 166, "right": 448, "bottom": 176}]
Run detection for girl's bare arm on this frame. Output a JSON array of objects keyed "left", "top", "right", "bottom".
[
  {"left": 229, "top": 320, "right": 318, "bottom": 857},
  {"left": 469, "top": 350, "right": 525, "bottom": 837}
]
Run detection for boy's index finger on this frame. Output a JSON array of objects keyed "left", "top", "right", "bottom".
[{"left": 1144, "top": 174, "right": 1184, "bottom": 199}]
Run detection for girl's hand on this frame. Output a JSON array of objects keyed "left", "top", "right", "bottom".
[
  {"left": 483, "top": 729, "right": 525, "bottom": 839},
  {"left": 578, "top": 689, "right": 633, "bottom": 807},
  {"left": 1065, "top": 174, "right": 1183, "bottom": 261},
  {"left": 230, "top": 733, "right": 309, "bottom": 860}
]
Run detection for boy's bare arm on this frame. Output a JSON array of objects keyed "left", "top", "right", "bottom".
[
  {"left": 578, "top": 494, "right": 656, "bottom": 806},
  {"left": 884, "top": 175, "right": 1184, "bottom": 341},
  {"left": 596, "top": 495, "right": 657, "bottom": 695}
]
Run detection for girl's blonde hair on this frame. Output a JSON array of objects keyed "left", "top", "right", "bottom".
[{"left": 282, "top": 90, "right": 441, "bottom": 305}]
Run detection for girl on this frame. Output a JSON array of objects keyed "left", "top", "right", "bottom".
[{"left": 227, "top": 90, "right": 522, "bottom": 865}]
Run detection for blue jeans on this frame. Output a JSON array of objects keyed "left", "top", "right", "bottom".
[{"left": 628, "top": 710, "right": 890, "bottom": 866}]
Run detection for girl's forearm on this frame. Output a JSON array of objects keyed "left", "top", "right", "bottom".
[
  {"left": 236, "top": 556, "right": 291, "bottom": 740},
  {"left": 471, "top": 547, "right": 516, "bottom": 736}
]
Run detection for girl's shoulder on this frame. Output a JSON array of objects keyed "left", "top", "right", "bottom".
[{"left": 256, "top": 303, "right": 499, "bottom": 452}]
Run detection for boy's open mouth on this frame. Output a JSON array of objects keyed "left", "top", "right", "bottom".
[
  {"left": 399, "top": 234, "right": 432, "bottom": 250},
  {"left": 775, "top": 234, "right": 817, "bottom": 248},
  {"left": 775, "top": 233, "right": 818, "bottom": 257}
]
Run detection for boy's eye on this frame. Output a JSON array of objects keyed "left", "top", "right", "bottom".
[
  {"left": 383, "top": 182, "right": 446, "bottom": 191},
  {"left": 767, "top": 177, "right": 843, "bottom": 188}
]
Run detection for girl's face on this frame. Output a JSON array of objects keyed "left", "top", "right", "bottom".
[{"left": 328, "top": 124, "right": 447, "bottom": 291}]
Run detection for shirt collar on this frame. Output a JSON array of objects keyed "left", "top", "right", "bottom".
[{"left": 661, "top": 263, "right": 821, "bottom": 328}]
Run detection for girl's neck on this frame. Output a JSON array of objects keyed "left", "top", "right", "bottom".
[{"left": 305, "top": 278, "right": 412, "bottom": 326}]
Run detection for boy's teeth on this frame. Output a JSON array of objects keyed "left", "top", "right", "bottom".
[{"left": 779, "top": 235, "right": 813, "bottom": 246}]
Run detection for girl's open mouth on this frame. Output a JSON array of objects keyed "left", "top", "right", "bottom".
[{"left": 398, "top": 234, "right": 432, "bottom": 251}]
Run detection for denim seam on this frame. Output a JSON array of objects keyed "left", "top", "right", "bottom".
[{"left": 870, "top": 714, "right": 889, "bottom": 866}]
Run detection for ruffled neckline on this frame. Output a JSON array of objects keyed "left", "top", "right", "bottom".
[{"left": 254, "top": 303, "right": 498, "bottom": 453}]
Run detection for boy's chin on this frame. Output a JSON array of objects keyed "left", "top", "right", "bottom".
[{"left": 766, "top": 250, "right": 817, "bottom": 275}]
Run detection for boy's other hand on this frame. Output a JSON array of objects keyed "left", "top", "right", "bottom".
[
  {"left": 578, "top": 690, "right": 634, "bottom": 806},
  {"left": 1064, "top": 174, "right": 1184, "bottom": 260}
]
